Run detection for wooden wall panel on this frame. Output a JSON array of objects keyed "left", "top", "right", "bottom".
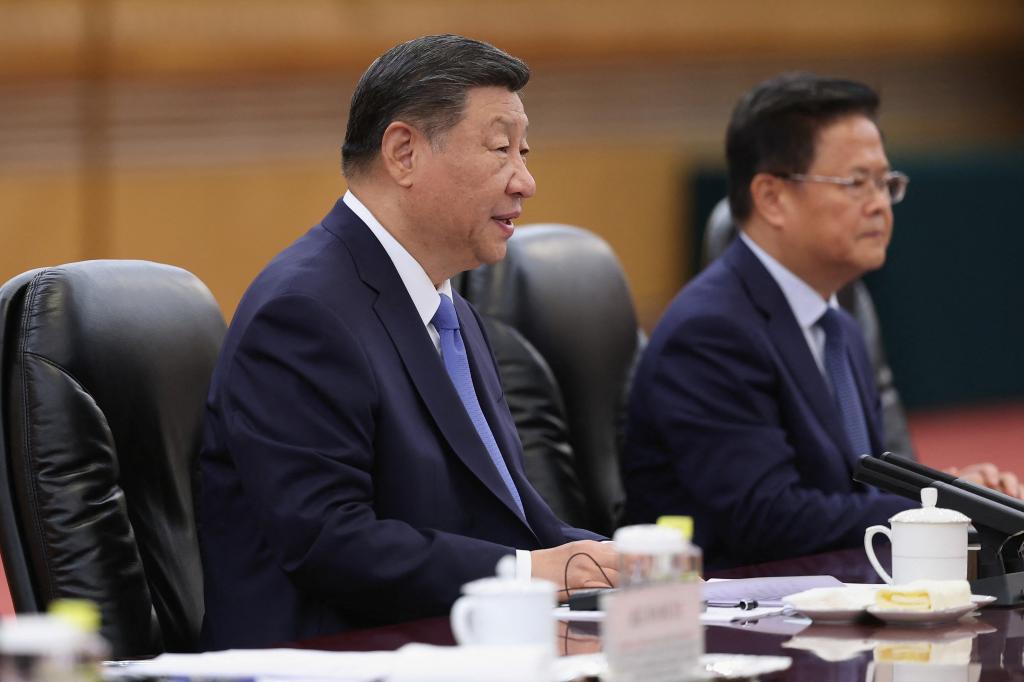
[
  {"left": 107, "top": 161, "right": 345, "bottom": 319},
  {"left": 1, "top": 0, "right": 1021, "bottom": 80},
  {"left": 1, "top": 0, "right": 1022, "bottom": 328},
  {"left": 0, "top": 172, "right": 83, "bottom": 278}
]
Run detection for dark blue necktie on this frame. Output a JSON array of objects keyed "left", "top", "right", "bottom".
[
  {"left": 818, "top": 308, "right": 872, "bottom": 457},
  {"left": 432, "top": 294, "right": 525, "bottom": 516}
]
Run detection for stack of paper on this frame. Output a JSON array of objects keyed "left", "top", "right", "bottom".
[{"left": 704, "top": 575, "right": 843, "bottom": 605}]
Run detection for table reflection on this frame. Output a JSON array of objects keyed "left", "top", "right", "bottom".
[{"left": 303, "top": 546, "right": 1024, "bottom": 680}]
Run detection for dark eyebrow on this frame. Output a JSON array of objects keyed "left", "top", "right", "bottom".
[{"left": 850, "top": 164, "right": 892, "bottom": 175}]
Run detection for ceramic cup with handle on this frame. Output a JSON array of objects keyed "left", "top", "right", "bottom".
[
  {"left": 450, "top": 556, "right": 557, "bottom": 656},
  {"left": 864, "top": 487, "right": 971, "bottom": 584}
]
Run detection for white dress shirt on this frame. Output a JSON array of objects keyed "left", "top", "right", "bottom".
[
  {"left": 739, "top": 231, "right": 839, "bottom": 381},
  {"left": 343, "top": 191, "right": 532, "bottom": 579}
]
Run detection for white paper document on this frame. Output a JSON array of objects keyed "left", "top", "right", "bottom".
[
  {"left": 555, "top": 575, "right": 841, "bottom": 622},
  {"left": 104, "top": 643, "right": 552, "bottom": 682}
]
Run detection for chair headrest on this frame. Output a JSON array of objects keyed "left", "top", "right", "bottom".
[{"left": 702, "top": 198, "right": 738, "bottom": 268}]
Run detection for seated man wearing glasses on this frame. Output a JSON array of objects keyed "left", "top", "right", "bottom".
[{"left": 622, "top": 72, "right": 1018, "bottom": 568}]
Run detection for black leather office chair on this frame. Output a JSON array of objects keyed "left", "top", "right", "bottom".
[
  {"left": 702, "top": 198, "right": 916, "bottom": 459},
  {"left": 463, "top": 225, "right": 642, "bottom": 536},
  {"left": 477, "top": 317, "right": 590, "bottom": 528},
  {"left": 0, "top": 261, "right": 226, "bottom": 657}
]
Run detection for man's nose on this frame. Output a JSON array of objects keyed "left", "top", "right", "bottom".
[
  {"left": 864, "top": 179, "right": 893, "bottom": 212},
  {"left": 508, "top": 159, "right": 536, "bottom": 198}
]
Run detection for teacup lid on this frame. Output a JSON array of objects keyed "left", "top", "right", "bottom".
[
  {"left": 460, "top": 555, "right": 557, "bottom": 596},
  {"left": 890, "top": 487, "right": 971, "bottom": 524}
]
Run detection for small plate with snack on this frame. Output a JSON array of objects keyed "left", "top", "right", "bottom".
[{"left": 865, "top": 580, "right": 994, "bottom": 626}]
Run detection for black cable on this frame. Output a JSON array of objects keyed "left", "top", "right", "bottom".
[{"left": 560, "top": 551, "right": 615, "bottom": 598}]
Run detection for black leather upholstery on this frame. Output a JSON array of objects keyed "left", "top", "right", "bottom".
[
  {"left": 479, "top": 317, "right": 589, "bottom": 528},
  {"left": 0, "top": 261, "right": 226, "bottom": 656},
  {"left": 464, "top": 225, "right": 642, "bottom": 535},
  {"left": 701, "top": 199, "right": 916, "bottom": 459}
]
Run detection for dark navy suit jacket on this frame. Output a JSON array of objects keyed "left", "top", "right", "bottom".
[
  {"left": 623, "top": 238, "right": 912, "bottom": 568},
  {"left": 198, "top": 198, "right": 599, "bottom": 650}
]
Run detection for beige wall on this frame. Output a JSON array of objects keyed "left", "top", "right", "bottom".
[{"left": 2, "top": 0, "right": 1022, "bottom": 328}]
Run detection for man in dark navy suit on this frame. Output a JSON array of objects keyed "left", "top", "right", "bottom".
[
  {"left": 623, "top": 73, "right": 1018, "bottom": 569},
  {"left": 198, "top": 34, "right": 616, "bottom": 650}
]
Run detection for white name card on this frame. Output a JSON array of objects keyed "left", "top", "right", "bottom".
[{"left": 602, "top": 582, "right": 703, "bottom": 682}]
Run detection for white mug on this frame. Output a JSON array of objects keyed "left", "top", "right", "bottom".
[
  {"left": 450, "top": 573, "right": 556, "bottom": 656},
  {"left": 864, "top": 488, "right": 970, "bottom": 584}
]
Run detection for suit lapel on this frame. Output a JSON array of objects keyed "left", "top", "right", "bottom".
[
  {"left": 323, "top": 200, "right": 535, "bottom": 532},
  {"left": 725, "top": 240, "right": 852, "bottom": 458}
]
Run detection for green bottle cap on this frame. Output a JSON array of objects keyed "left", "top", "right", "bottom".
[
  {"left": 48, "top": 599, "right": 101, "bottom": 633},
  {"left": 656, "top": 515, "right": 694, "bottom": 541}
]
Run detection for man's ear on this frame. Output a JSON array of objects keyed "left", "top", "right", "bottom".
[
  {"left": 380, "top": 121, "right": 420, "bottom": 188},
  {"left": 749, "top": 172, "right": 788, "bottom": 227}
]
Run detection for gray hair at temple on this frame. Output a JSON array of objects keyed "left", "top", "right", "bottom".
[{"left": 341, "top": 34, "right": 530, "bottom": 177}]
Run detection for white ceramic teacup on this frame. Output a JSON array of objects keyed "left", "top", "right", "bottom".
[
  {"left": 449, "top": 567, "right": 556, "bottom": 656},
  {"left": 864, "top": 487, "right": 970, "bottom": 585}
]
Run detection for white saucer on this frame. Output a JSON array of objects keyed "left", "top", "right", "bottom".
[
  {"left": 789, "top": 606, "right": 867, "bottom": 624},
  {"left": 792, "top": 594, "right": 995, "bottom": 625}
]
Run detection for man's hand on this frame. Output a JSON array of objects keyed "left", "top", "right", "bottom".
[
  {"left": 945, "top": 462, "right": 1022, "bottom": 499},
  {"left": 532, "top": 540, "right": 618, "bottom": 601}
]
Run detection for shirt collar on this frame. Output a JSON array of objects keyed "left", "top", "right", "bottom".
[
  {"left": 343, "top": 190, "right": 452, "bottom": 326},
  {"left": 739, "top": 231, "right": 837, "bottom": 329}
]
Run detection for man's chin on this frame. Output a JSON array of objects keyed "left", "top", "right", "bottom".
[
  {"left": 855, "top": 246, "right": 888, "bottom": 272},
  {"left": 477, "top": 242, "right": 509, "bottom": 266}
]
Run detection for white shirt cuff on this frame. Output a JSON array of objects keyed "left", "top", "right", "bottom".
[{"left": 515, "top": 549, "right": 532, "bottom": 580}]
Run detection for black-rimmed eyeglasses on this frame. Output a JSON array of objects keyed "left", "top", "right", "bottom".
[{"left": 778, "top": 171, "right": 910, "bottom": 205}]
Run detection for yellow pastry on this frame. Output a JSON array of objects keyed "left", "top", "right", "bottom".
[
  {"left": 874, "top": 642, "right": 931, "bottom": 663},
  {"left": 874, "top": 579, "right": 971, "bottom": 612}
]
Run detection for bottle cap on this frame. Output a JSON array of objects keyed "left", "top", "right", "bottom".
[
  {"left": 613, "top": 524, "right": 686, "bottom": 554},
  {"left": 49, "top": 599, "right": 101, "bottom": 633},
  {"left": 657, "top": 515, "right": 694, "bottom": 541}
]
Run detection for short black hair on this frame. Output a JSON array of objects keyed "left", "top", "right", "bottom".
[
  {"left": 341, "top": 34, "right": 530, "bottom": 177},
  {"left": 726, "top": 72, "right": 880, "bottom": 224}
]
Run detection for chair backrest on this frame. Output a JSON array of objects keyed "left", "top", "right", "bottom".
[
  {"left": 0, "top": 261, "right": 226, "bottom": 656},
  {"left": 463, "top": 225, "right": 642, "bottom": 535},
  {"left": 477, "top": 316, "right": 590, "bottom": 529},
  {"left": 702, "top": 199, "right": 915, "bottom": 459}
]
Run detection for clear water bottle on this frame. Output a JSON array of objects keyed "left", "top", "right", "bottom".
[
  {"left": 656, "top": 515, "right": 702, "bottom": 583},
  {"left": 603, "top": 522, "right": 704, "bottom": 682}
]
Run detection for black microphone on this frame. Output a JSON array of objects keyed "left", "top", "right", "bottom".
[
  {"left": 855, "top": 455, "right": 1024, "bottom": 536},
  {"left": 879, "top": 451, "right": 1024, "bottom": 515}
]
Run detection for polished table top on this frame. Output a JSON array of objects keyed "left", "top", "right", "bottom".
[{"left": 297, "top": 546, "right": 1024, "bottom": 680}]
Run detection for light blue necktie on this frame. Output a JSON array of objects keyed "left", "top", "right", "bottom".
[
  {"left": 818, "top": 307, "right": 872, "bottom": 457},
  {"left": 432, "top": 294, "right": 525, "bottom": 516}
]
